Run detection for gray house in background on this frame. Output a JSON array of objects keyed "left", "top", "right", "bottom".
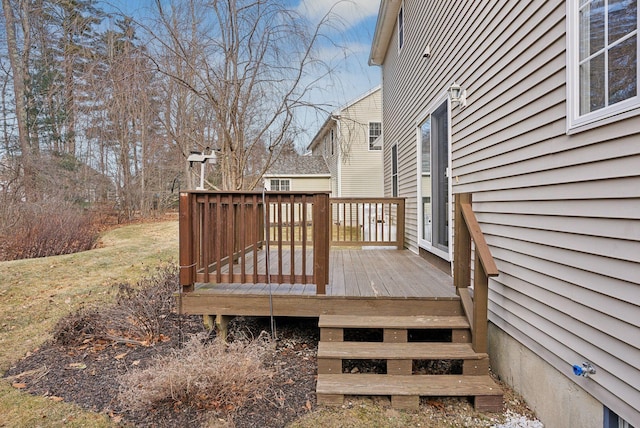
[{"left": 370, "top": 1, "right": 639, "bottom": 427}]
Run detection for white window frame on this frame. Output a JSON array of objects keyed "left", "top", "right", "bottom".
[
  {"left": 415, "top": 92, "right": 452, "bottom": 262},
  {"left": 269, "top": 178, "right": 291, "bottom": 191},
  {"left": 398, "top": 4, "right": 404, "bottom": 52},
  {"left": 368, "top": 121, "right": 382, "bottom": 151},
  {"left": 567, "top": 0, "right": 640, "bottom": 133}
]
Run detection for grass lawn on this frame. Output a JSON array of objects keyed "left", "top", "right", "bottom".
[{"left": 0, "top": 218, "right": 178, "bottom": 427}]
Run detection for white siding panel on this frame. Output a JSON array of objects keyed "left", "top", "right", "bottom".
[
  {"left": 474, "top": 198, "right": 640, "bottom": 218},
  {"left": 487, "top": 234, "right": 640, "bottom": 295},
  {"left": 482, "top": 223, "right": 640, "bottom": 263},
  {"left": 464, "top": 179, "right": 640, "bottom": 202},
  {"left": 477, "top": 212, "right": 640, "bottom": 241},
  {"left": 495, "top": 257, "right": 640, "bottom": 331}
]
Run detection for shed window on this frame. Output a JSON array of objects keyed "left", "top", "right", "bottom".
[{"left": 270, "top": 179, "right": 290, "bottom": 191}]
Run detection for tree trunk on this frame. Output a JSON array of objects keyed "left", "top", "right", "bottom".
[{"left": 2, "top": 0, "right": 36, "bottom": 201}]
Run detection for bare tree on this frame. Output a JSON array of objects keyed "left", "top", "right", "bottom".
[
  {"left": 2, "top": 0, "right": 36, "bottom": 200},
  {"left": 149, "top": 0, "right": 337, "bottom": 190}
]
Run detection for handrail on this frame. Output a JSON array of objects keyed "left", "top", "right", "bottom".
[{"left": 453, "top": 193, "right": 499, "bottom": 354}]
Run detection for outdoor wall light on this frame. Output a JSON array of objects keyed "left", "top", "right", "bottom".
[
  {"left": 188, "top": 147, "right": 218, "bottom": 190},
  {"left": 448, "top": 82, "right": 467, "bottom": 109}
]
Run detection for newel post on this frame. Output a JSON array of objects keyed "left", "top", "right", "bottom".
[
  {"left": 179, "top": 192, "right": 195, "bottom": 292},
  {"left": 454, "top": 193, "right": 471, "bottom": 289},
  {"left": 313, "top": 193, "right": 330, "bottom": 294}
]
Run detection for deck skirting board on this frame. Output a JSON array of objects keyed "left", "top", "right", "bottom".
[{"left": 180, "top": 293, "right": 462, "bottom": 317}]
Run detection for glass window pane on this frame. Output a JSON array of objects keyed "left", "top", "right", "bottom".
[
  {"left": 580, "top": 0, "right": 605, "bottom": 60},
  {"left": 580, "top": 53, "right": 606, "bottom": 114},
  {"left": 420, "top": 118, "right": 430, "bottom": 174},
  {"left": 609, "top": 0, "right": 637, "bottom": 43},
  {"left": 609, "top": 35, "right": 638, "bottom": 104}
]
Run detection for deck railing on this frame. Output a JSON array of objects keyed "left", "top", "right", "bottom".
[
  {"left": 453, "top": 193, "right": 499, "bottom": 353},
  {"left": 330, "top": 198, "right": 405, "bottom": 248},
  {"left": 179, "top": 191, "right": 330, "bottom": 294}
]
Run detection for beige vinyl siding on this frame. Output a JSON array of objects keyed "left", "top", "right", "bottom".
[
  {"left": 289, "top": 176, "right": 331, "bottom": 192},
  {"left": 379, "top": 0, "right": 640, "bottom": 424},
  {"left": 338, "top": 89, "right": 384, "bottom": 198}
]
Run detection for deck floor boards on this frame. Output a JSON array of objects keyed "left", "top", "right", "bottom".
[{"left": 195, "top": 248, "right": 456, "bottom": 299}]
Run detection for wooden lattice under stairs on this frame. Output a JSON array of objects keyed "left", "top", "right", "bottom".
[{"left": 316, "top": 313, "right": 503, "bottom": 412}]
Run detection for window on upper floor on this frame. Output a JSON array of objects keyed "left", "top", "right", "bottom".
[
  {"left": 568, "top": 0, "right": 639, "bottom": 131},
  {"left": 398, "top": 5, "right": 404, "bottom": 51},
  {"left": 269, "top": 179, "right": 290, "bottom": 191},
  {"left": 331, "top": 129, "right": 335, "bottom": 155},
  {"left": 369, "top": 122, "right": 382, "bottom": 150},
  {"left": 391, "top": 144, "right": 398, "bottom": 197}
]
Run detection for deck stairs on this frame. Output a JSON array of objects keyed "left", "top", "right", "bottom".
[{"left": 316, "top": 312, "right": 503, "bottom": 411}]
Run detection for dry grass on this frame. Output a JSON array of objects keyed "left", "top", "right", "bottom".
[
  {"left": 0, "top": 217, "right": 178, "bottom": 427},
  {"left": 118, "top": 334, "right": 273, "bottom": 414}
]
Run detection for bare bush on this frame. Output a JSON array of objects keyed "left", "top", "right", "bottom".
[
  {"left": 52, "top": 264, "right": 178, "bottom": 346},
  {"left": 52, "top": 307, "right": 105, "bottom": 347},
  {"left": 118, "top": 333, "right": 273, "bottom": 413},
  {"left": 107, "top": 264, "right": 178, "bottom": 344},
  {"left": 0, "top": 202, "right": 100, "bottom": 261}
]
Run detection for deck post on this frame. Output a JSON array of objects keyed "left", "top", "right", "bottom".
[
  {"left": 179, "top": 193, "right": 195, "bottom": 292},
  {"left": 453, "top": 193, "right": 471, "bottom": 289},
  {"left": 313, "top": 193, "right": 330, "bottom": 294},
  {"left": 396, "top": 198, "right": 405, "bottom": 249},
  {"left": 473, "top": 251, "right": 488, "bottom": 353}
]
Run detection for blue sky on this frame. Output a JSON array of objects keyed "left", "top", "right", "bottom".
[{"left": 102, "top": 0, "right": 381, "bottom": 148}]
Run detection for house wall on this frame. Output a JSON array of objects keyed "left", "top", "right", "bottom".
[
  {"left": 264, "top": 176, "right": 331, "bottom": 192},
  {"left": 377, "top": 0, "right": 640, "bottom": 426},
  {"left": 311, "top": 123, "right": 341, "bottom": 196},
  {"left": 338, "top": 88, "right": 384, "bottom": 198}
]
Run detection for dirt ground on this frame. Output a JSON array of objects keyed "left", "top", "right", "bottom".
[{"left": 4, "top": 314, "right": 540, "bottom": 428}]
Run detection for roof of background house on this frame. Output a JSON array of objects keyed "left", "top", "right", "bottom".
[{"left": 264, "top": 154, "right": 330, "bottom": 177}]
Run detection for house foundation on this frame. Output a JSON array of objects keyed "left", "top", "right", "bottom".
[{"left": 488, "top": 323, "right": 603, "bottom": 428}]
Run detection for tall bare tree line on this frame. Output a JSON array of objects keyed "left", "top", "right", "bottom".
[{"left": 0, "top": 0, "right": 343, "bottom": 228}]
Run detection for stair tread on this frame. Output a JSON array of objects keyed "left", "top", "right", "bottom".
[
  {"left": 319, "top": 315, "right": 469, "bottom": 329},
  {"left": 318, "top": 342, "right": 487, "bottom": 360},
  {"left": 316, "top": 374, "right": 502, "bottom": 397}
]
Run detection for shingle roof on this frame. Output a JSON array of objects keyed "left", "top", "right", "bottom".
[{"left": 265, "top": 154, "right": 330, "bottom": 176}]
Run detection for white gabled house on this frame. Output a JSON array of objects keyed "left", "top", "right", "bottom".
[
  {"left": 307, "top": 86, "right": 384, "bottom": 198},
  {"left": 370, "top": 1, "right": 640, "bottom": 427}
]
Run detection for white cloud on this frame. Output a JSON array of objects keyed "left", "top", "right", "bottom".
[{"left": 297, "top": 0, "right": 380, "bottom": 29}]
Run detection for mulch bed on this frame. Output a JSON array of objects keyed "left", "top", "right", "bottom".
[{"left": 4, "top": 315, "right": 319, "bottom": 427}]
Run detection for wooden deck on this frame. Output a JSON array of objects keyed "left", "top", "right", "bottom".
[
  {"left": 196, "top": 248, "right": 455, "bottom": 298},
  {"left": 180, "top": 248, "right": 460, "bottom": 318},
  {"left": 178, "top": 191, "right": 503, "bottom": 410}
]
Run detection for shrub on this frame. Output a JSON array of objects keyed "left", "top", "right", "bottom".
[
  {"left": 108, "top": 264, "right": 178, "bottom": 343},
  {"left": 118, "top": 333, "right": 273, "bottom": 413},
  {"left": 0, "top": 202, "right": 100, "bottom": 261},
  {"left": 52, "top": 264, "right": 178, "bottom": 346}
]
